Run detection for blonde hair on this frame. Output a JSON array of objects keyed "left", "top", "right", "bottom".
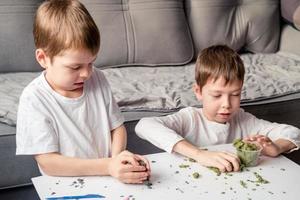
[
  {"left": 195, "top": 45, "right": 245, "bottom": 90},
  {"left": 33, "top": 0, "right": 100, "bottom": 60}
]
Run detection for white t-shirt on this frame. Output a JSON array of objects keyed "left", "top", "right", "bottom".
[
  {"left": 136, "top": 107, "right": 300, "bottom": 153},
  {"left": 16, "top": 68, "right": 124, "bottom": 159}
]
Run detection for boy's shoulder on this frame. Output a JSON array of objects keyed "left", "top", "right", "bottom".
[
  {"left": 90, "top": 67, "right": 108, "bottom": 86},
  {"left": 92, "top": 67, "right": 104, "bottom": 77},
  {"left": 232, "top": 108, "right": 257, "bottom": 122},
  {"left": 235, "top": 108, "right": 252, "bottom": 117},
  {"left": 88, "top": 68, "right": 112, "bottom": 93},
  {"left": 20, "top": 72, "right": 45, "bottom": 99},
  {"left": 177, "top": 106, "right": 202, "bottom": 116},
  {"left": 180, "top": 106, "right": 200, "bottom": 112}
]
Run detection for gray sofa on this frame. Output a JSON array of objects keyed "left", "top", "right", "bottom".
[{"left": 1, "top": 0, "right": 300, "bottom": 198}]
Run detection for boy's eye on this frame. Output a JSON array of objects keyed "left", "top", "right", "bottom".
[
  {"left": 69, "top": 66, "right": 80, "bottom": 70},
  {"left": 211, "top": 94, "right": 221, "bottom": 98},
  {"left": 232, "top": 93, "right": 241, "bottom": 96}
]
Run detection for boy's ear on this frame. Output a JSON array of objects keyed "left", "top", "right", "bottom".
[
  {"left": 35, "top": 49, "right": 49, "bottom": 69},
  {"left": 193, "top": 83, "right": 203, "bottom": 101}
]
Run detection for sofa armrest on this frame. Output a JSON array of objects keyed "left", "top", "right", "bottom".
[
  {"left": 279, "top": 24, "right": 300, "bottom": 55},
  {"left": 0, "top": 133, "right": 40, "bottom": 190}
]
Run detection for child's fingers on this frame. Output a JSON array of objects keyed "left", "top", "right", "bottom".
[
  {"left": 246, "top": 135, "right": 258, "bottom": 141},
  {"left": 213, "top": 157, "right": 232, "bottom": 172},
  {"left": 243, "top": 136, "right": 251, "bottom": 141},
  {"left": 255, "top": 138, "right": 272, "bottom": 148},
  {"left": 135, "top": 155, "right": 151, "bottom": 171},
  {"left": 246, "top": 135, "right": 272, "bottom": 148},
  {"left": 224, "top": 153, "right": 240, "bottom": 172},
  {"left": 121, "top": 177, "right": 144, "bottom": 184},
  {"left": 120, "top": 171, "right": 149, "bottom": 183},
  {"left": 122, "top": 177, "right": 146, "bottom": 184},
  {"left": 124, "top": 152, "right": 149, "bottom": 166},
  {"left": 218, "top": 152, "right": 240, "bottom": 172},
  {"left": 221, "top": 161, "right": 232, "bottom": 172},
  {"left": 247, "top": 134, "right": 266, "bottom": 141},
  {"left": 208, "top": 161, "right": 227, "bottom": 173},
  {"left": 257, "top": 137, "right": 271, "bottom": 143},
  {"left": 121, "top": 164, "right": 148, "bottom": 173},
  {"left": 120, "top": 155, "right": 140, "bottom": 166},
  {"left": 262, "top": 142, "right": 273, "bottom": 147}
]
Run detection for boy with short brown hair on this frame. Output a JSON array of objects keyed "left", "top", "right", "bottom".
[
  {"left": 136, "top": 45, "right": 300, "bottom": 172},
  {"left": 16, "top": 0, "right": 150, "bottom": 184}
]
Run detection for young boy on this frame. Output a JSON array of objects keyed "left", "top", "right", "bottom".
[
  {"left": 136, "top": 45, "right": 300, "bottom": 173},
  {"left": 16, "top": 0, "right": 150, "bottom": 184}
]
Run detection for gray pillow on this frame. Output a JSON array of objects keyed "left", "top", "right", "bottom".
[
  {"left": 281, "top": 0, "right": 300, "bottom": 30},
  {"left": 81, "top": 0, "right": 194, "bottom": 68},
  {"left": 185, "top": 0, "right": 280, "bottom": 56},
  {"left": 0, "top": 0, "right": 42, "bottom": 73},
  {"left": 295, "top": 6, "right": 300, "bottom": 30}
]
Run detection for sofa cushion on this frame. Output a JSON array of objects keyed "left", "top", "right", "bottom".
[
  {"left": 185, "top": 0, "right": 280, "bottom": 56},
  {"left": 2, "top": 53, "right": 300, "bottom": 127},
  {"left": 281, "top": 0, "right": 300, "bottom": 30},
  {"left": 295, "top": 7, "right": 300, "bottom": 30},
  {"left": 0, "top": 72, "right": 39, "bottom": 126},
  {"left": 0, "top": 0, "right": 42, "bottom": 73},
  {"left": 81, "top": 0, "right": 194, "bottom": 68},
  {"left": 279, "top": 24, "right": 300, "bottom": 55}
]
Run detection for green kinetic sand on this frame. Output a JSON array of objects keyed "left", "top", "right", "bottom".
[{"left": 233, "top": 139, "right": 262, "bottom": 167}]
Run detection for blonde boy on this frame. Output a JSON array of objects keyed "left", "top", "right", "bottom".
[
  {"left": 16, "top": 0, "right": 150, "bottom": 184},
  {"left": 136, "top": 45, "right": 300, "bottom": 172}
]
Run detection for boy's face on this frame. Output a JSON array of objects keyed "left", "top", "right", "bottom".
[
  {"left": 36, "top": 48, "right": 97, "bottom": 98},
  {"left": 194, "top": 76, "right": 243, "bottom": 124}
]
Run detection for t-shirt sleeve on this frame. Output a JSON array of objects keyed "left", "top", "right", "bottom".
[
  {"left": 238, "top": 109, "right": 300, "bottom": 152},
  {"left": 135, "top": 107, "right": 194, "bottom": 153},
  {"left": 16, "top": 90, "right": 58, "bottom": 155},
  {"left": 96, "top": 70, "right": 124, "bottom": 130}
]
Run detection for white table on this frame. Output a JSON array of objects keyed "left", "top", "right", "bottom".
[{"left": 32, "top": 144, "right": 300, "bottom": 200}]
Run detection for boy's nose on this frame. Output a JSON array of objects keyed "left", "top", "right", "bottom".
[
  {"left": 80, "top": 66, "right": 92, "bottom": 79},
  {"left": 221, "top": 96, "right": 231, "bottom": 108}
]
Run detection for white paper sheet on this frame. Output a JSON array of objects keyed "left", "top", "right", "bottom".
[{"left": 32, "top": 144, "right": 300, "bottom": 200}]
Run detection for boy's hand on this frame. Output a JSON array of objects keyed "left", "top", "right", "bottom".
[
  {"left": 244, "top": 135, "right": 281, "bottom": 157},
  {"left": 195, "top": 150, "right": 240, "bottom": 172},
  {"left": 108, "top": 150, "right": 151, "bottom": 184}
]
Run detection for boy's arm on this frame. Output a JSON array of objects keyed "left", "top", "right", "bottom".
[
  {"left": 35, "top": 151, "right": 150, "bottom": 183},
  {"left": 136, "top": 109, "right": 240, "bottom": 172},
  {"left": 274, "top": 138, "right": 297, "bottom": 153},
  {"left": 111, "top": 124, "right": 127, "bottom": 157},
  {"left": 240, "top": 110, "right": 300, "bottom": 153},
  {"left": 173, "top": 139, "right": 202, "bottom": 160},
  {"left": 173, "top": 140, "right": 240, "bottom": 172},
  {"left": 135, "top": 108, "right": 199, "bottom": 153},
  {"left": 35, "top": 153, "right": 111, "bottom": 176},
  {"left": 245, "top": 135, "right": 297, "bottom": 157},
  {"left": 135, "top": 116, "right": 185, "bottom": 153}
]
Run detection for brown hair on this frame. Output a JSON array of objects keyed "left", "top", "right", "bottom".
[
  {"left": 33, "top": 0, "right": 100, "bottom": 61},
  {"left": 195, "top": 45, "right": 245, "bottom": 90}
]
